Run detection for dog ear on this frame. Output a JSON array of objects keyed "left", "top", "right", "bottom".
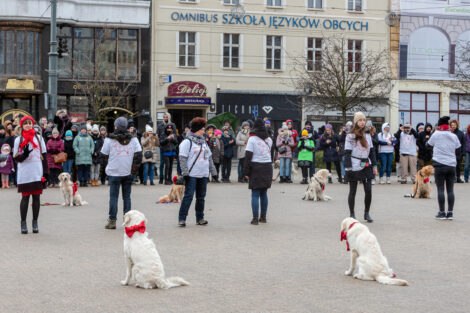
[
  {"left": 123, "top": 213, "right": 131, "bottom": 227},
  {"left": 341, "top": 218, "right": 349, "bottom": 232}
]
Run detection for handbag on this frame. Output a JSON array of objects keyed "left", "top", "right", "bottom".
[
  {"left": 144, "top": 150, "right": 154, "bottom": 159},
  {"left": 278, "top": 146, "right": 287, "bottom": 154},
  {"left": 53, "top": 152, "right": 67, "bottom": 164}
]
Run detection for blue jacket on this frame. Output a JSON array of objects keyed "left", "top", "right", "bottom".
[{"left": 221, "top": 135, "right": 235, "bottom": 159}]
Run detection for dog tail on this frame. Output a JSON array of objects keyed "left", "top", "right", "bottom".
[
  {"left": 162, "top": 276, "right": 189, "bottom": 289},
  {"left": 376, "top": 275, "right": 409, "bottom": 286},
  {"left": 158, "top": 195, "right": 170, "bottom": 203}
]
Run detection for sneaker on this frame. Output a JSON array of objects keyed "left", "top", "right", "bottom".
[
  {"left": 371, "top": 179, "right": 376, "bottom": 185},
  {"left": 105, "top": 219, "right": 116, "bottom": 229},
  {"left": 178, "top": 220, "right": 186, "bottom": 227},
  {"left": 386, "top": 177, "right": 391, "bottom": 184},
  {"left": 196, "top": 219, "right": 208, "bottom": 226},
  {"left": 379, "top": 178, "right": 384, "bottom": 185},
  {"left": 446, "top": 211, "right": 453, "bottom": 220},
  {"left": 435, "top": 211, "right": 446, "bottom": 220},
  {"left": 400, "top": 180, "right": 407, "bottom": 184}
]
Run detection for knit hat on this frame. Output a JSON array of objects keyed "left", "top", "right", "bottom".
[
  {"left": 52, "top": 128, "right": 59, "bottom": 134},
  {"left": 86, "top": 124, "right": 92, "bottom": 132},
  {"left": 145, "top": 125, "right": 153, "bottom": 133},
  {"left": 65, "top": 130, "right": 73, "bottom": 138},
  {"left": 366, "top": 120, "right": 373, "bottom": 127},
  {"left": 214, "top": 129, "right": 222, "bottom": 136},
  {"left": 253, "top": 118, "right": 265, "bottom": 130},
  {"left": 100, "top": 125, "right": 107, "bottom": 132},
  {"left": 190, "top": 117, "right": 207, "bottom": 133},
  {"left": 281, "top": 124, "right": 288, "bottom": 130},
  {"left": 80, "top": 124, "right": 87, "bottom": 131},
  {"left": 325, "top": 124, "right": 333, "bottom": 130},
  {"left": 353, "top": 112, "right": 366, "bottom": 125},
  {"left": 20, "top": 116, "right": 35, "bottom": 127},
  {"left": 301, "top": 130, "right": 308, "bottom": 137},
  {"left": 286, "top": 119, "right": 293, "bottom": 125},
  {"left": 265, "top": 120, "right": 271, "bottom": 125},
  {"left": 206, "top": 124, "right": 216, "bottom": 131},
  {"left": 346, "top": 121, "right": 353, "bottom": 127},
  {"left": 114, "top": 117, "right": 128, "bottom": 132},
  {"left": 305, "top": 121, "right": 312, "bottom": 127},
  {"left": 418, "top": 124, "right": 425, "bottom": 130},
  {"left": 1, "top": 143, "right": 10, "bottom": 153},
  {"left": 92, "top": 124, "right": 99, "bottom": 133},
  {"left": 437, "top": 116, "right": 450, "bottom": 126},
  {"left": 241, "top": 121, "right": 250, "bottom": 128}
]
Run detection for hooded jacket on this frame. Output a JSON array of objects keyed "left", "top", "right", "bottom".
[
  {"left": 452, "top": 126, "right": 466, "bottom": 159},
  {"left": 73, "top": 133, "right": 94, "bottom": 165},
  {"left": 417, "top": 123, "right": 433, "bottom": 161},
  {"left": 236, "top": 128, "right": 250, "bottom": 159},
  {"left": 377, "top": 123, "right": 396, "bottom": 154},
  {"left": 157, "top": 113, "right": 177, "bottom": 139}
]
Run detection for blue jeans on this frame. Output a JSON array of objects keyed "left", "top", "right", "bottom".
[
  {"left": 77, "top": 164, "right": 90, "bottom": 181},
  {"left": 62, "top": 159, "right": 74, "bottom": 175},
  {"left": 178, "top": 177, "right": 208, "bottom": 222},
  {"left": 280, "top": 157, "right": 292, "bottom": 177},
  {"left": 465, "top": 152, "right": 469, "bottom": 182},
  {"left": 238, "top": 158, "right": 245, "bottom": 179},
  {"left": 108, "top": 175, "right": 134, "bottom": 221},
  {"left": 252, "top": 189, "right": 268, "bottom": 216},
  {"left": 142, "top": 162, "right": 155, "bottom": 183},
  {"left": 379, "top": 153, "right": 394, "bottom": 178},
  {"left": 309, "top": 152, "right": 316, "bottom": 177},
  {"left": 340, "top": 156, "right": 345, "bottom": 177}
]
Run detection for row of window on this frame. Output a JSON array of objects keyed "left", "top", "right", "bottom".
[
  {"left": 0, "top": 30, "right": 41, "bottom": 76},
  {"left": 180, "top": 0, "right": 364, "bottom": 11},
  {"left": 178, "top": 31, "right": 363, "bottom": 72}
]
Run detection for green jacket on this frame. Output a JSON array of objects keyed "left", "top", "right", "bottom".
[
  {"left": 73, "top": 134, "right": 94, "bottom": 165},
  {"left": 297, "top": 139, "right": 315, "bottom": 162}
]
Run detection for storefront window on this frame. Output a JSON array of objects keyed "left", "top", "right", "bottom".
[
  {"left": 0, "top": 29, "right": 40, "bottom": 76},
  {"left": 118, "top": 29, "right": 138, "bottom": 80},
  {"left": 399, "top": 92, "right": 440, "bottom": 126},
  {"left": 450, "top": 94, "right": 470, "bottom": 127},
  {"left": 73, "top": 28, "right": 94, "bottom": 79}
]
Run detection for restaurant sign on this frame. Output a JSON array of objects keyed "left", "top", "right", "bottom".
[{"left": 168, "top": 81, "right": 208, "bottom": 97}]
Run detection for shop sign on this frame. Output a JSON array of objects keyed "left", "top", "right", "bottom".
[
  {"left": 166, "top": 97, "right": 211, "bottom": 105},
  {"left": 6, "top": 79, "right": 34, "bottom": 91},
  {"left": 69, "top": 113, "right": 87, "bottom": 122},
  {"left": 168, "top": 81, "right": 208, "bottom": 97},
  {"left": 262, "top": 106, "right": 273, "bottom": 114}
]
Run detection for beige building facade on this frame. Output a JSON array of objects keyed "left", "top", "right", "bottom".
[{"left": 151, "top": 0, "right": 391, "bottom": 131}]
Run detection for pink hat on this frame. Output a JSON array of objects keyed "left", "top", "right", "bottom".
[{"left": 214, "top": 129, "right": 222, "bottom": 136}]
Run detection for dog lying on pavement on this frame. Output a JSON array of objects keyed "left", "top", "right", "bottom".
[{"left": 158, "top": 176, "right": 185, "bottom": 203}]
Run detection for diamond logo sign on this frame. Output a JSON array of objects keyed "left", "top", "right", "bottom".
[{"left": 262, "top": 106, "right": 273, "bottom": 114}]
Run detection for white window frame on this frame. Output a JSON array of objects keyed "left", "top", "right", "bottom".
[
  {"left": 221, "top": 33, "right": 242, "bottom": 70},
  {"left": 306, "top": 0, "right": 324, "bottom": 10},
  {"left": 176, "top": 31, "right": 199, "bottom": 68},
  {"left": 179, "top": 0, "right": 199, "bottom": 3},
  {"left": 265, "top": 35, "right": 283, "bottom": 71},
  {"left": 346, "top": 0, "right": 365, "bottom": 12},
  {"left": 347, "top": 39, "right": 363, "bottom": 73},
  {"left": 265, "top": 0, "right": 285, "bottom": 8},
  {"left": 306, "top": 37, "right": 323, "bottom": 72},
  {"left": 221, "top": 0, "right": 242, "bottom": 5}
]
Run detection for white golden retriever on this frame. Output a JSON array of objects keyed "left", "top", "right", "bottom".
[
  {"left": 58, "top": 172, "right": 87, "bottom": 206},
  {"left": 121, "top": 210, "right": 189, "bottom": 289},
  {"left": 302, "top": 169, "right": 332, "bottom": 202},
  {"left": 341, "top": 217, "right": 408, "bottom": 286}
]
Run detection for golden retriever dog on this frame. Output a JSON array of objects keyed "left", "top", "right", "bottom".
[
  {"left": 341, "top": 217, "right": 408, "bottom": 286},
  {"left": 302, "top": 169, "right": 332, "bottom": 201},
  {"left": 405, "top": 165, "right": 434, "bottom": 198},
  {"left": 158, "top": 176, "right": 185, "bottom": 203},
  {"left": 58, "top": 172, "right": 88, "bottom": 206},
  {"left": 121, "top": 210, "right": 189, "bottom": 289}
]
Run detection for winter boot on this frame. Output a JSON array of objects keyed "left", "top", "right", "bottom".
[
  {"left": 21, "top": 221, "right": 28, "bottom": 234},
  {"left": 105, "top": 219, "right": 116, "bottom": 229},
  {"left": 159, "top": 176, "right": 164, "bottom": 184},
  {"left": 238, "top": 177, "right": 243, "bottom": 183},
  {"left": 328, "top": 177, "right": 333, "bottom": 184},
  {"left": 251, "top": 216, "right": 259, "bottom": 225},
  {"left": 280, "top": 177, "right": 285, "bottom": 183},
  {"left": 364, "top": 211, "right": 374, "bottom": 223},
  {"left": 301, "top": 178, "right": 308, "bottom": 184},
  {"left": 259, "top": 214, "right": 267, "bottom": 223},
  {"left": 338, "top": 176, "right": 343, "bottom": 184},
  {"left": 287, "top": 177, "right": 293, "bottom": 183},
  {"left": 32, "top": 220, "right": 39, "bottom": 233},
  {"left": 349, "top": 208, "right": 356, "bottom": 219}
]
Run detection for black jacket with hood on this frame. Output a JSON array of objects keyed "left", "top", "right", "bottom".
[{"left": 417, "top": 123, "right": 433, "bottom": 161}]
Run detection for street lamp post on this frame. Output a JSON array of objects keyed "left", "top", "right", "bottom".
[{"left": 48, "top": 0, "right": 58, "bottom": 120}]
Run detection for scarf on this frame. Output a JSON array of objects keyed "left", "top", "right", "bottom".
[
  {"left": 186, "top": 132, "right": 206, "bottom": 146},
  {"left": 19, "top": 129, "right": 38, "bottom": 152}
]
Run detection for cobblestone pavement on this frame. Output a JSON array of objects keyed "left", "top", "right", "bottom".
[{"left": 1, "top": 176, "right": 470, "bottom": 313}]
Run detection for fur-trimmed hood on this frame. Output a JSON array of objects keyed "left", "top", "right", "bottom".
[{"left": 108, "top": 132, "right": 133, "bottom": 145}]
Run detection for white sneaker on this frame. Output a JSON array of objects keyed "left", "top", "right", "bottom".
[
  {"left": 371, "top": 179, "right": 376, "bottom": 185},
  {"left": 379, "top": 178, "right": 384, "bottom": 184},
  {"left": 386, "top": 177, "right": 391, "bottom": 184}
]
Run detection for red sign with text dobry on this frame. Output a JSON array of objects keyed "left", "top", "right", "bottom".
[{"left": 167, "top": 81, "right": 208, "bottom": 97}]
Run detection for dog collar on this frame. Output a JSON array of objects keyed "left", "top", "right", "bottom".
[
  {"left": 314, "top": 177, "right": 325, "bottom": 191},
  {"left": 419, "top": 172, "right": 430, "bottom": 183},
  {"left": 72, "top": 182, "right": 78, "bottom": 196},
  {"left": 340, "top": 222, "right": 357, "bottom": 251},
  {"left": 125, "top": 221, "right": 146, "bottom": 238}
]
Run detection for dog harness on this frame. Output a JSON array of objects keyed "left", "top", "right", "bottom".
[
  {"left": 314, "top": 177, "right": 325, "bottom": 191},
  {"left": 72, "top": 182, "right": 78, "bottom": 196},
  {"left": 125, "top": 221, "right": 146, "bottom": 238},
  {"left": 340, "top": 222, "right": 357, "bottom": 251}
]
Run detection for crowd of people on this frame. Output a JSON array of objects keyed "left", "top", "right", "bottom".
[{"left": 1, "top": 108, "right": 469, "bottom": 233}]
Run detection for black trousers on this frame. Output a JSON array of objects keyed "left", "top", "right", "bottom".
[
  {"left": 222, "top": 157, "right": 232, "bottom": 180},
  {"left": 348, "top": 179, "right": 372, "bottom": 216},
  {"left": 326, "top": 161, "right": 342, "bottom": 180},
  {"left": 20, "top": 194, "right": 40, "bottom": 222},
  {"left": 456, "top": 158, "right": 462, "bottom": 181},
  {"left": 435, "top": 164, "right": 456, "bottom": 212},
  {"left": 214, "top": 163, "right": 221, "bottom": 179},
  {"left": 164, "top": 155, "right": 174, "bottom": 182},
  {"left": 301, "top": 166, "right": 309, "bottom": 179}
]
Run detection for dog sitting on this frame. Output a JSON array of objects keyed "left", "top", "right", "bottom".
[
  {"left": 121, "top": 210, "right": 189, "bottom": 289},
  {"left": 302, "top": 169, "right": 332, "bottom": 202},
  {"left": 405, "top": 165, "right": 434, "bottom": 198},
  {"left": 341, "top": 217, "right": 408, "bottom": 286},
  {"left": 158, "top": 176, "right": 185, "bottom": 203},
  {"left": 58, "top": 172, "right": 88, "bottom": 206}
]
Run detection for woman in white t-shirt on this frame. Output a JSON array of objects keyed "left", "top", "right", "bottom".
[
  {"left": 244, "top": 119, "right": 273, "bottom": 225},
  {"left": 177, "top": 117, "right": 217, "bottom": 227}
]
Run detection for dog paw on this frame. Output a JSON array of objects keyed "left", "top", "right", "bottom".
[
  {"left": 120, "top": 280, "right": 129, "bottom": 286},
  {"left": 345, "top": 270, "right": 352, "bottom": 276}
]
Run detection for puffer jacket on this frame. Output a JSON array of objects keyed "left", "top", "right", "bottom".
[
  {"left": 209, "top": 137, "right": 224, "bottom": 163},
  {"left": 320, "top": 133, "right": 340, "bottom": 162},
  {"left": 46, "top": 136, "right": 64, "bottom": 169},
  {"left": 221, "top": 135, "right": 235, "bottom": 159},
  {"left": 73, "top": 133, "right": 94, "bottom": 165},
  {"left": 453, "top": 128, "right": 466, "bottom": 159},
  {"left": 236, "top": 129, "right": 250, "bottom": 159},
  {"left": 91, "top": 134, "right": 104, "bottom": 164},
  {"left": 160, "top": 131, "right": 178, "bottom": 153},
  {"left": 141, "top": 135, "right": 159, "bottom": 163},
  {"left": 276, "top": 129, "right": 295, "bottom": 159}
]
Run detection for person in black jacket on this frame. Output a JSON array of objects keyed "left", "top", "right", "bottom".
[
  {"left": 320, "top": 124, "right": 342, "bottom": 183},
  {"left": 417, "top": 123, "right": 433, "bottom": 170},
  {"left": 450, "top": 119, "right": 466, "bottom": 183},
  {"left": 54, "top": 109, "right": 77, "bottom": 138},
  {"left": 90, "top": 125, "right": 104, "bottom": 186},
  {"left": 160, "top": 124, "right": 178, "bottom": 185},
  {"left": 221, "top": 126, "right": 235, "bottom": 183}
]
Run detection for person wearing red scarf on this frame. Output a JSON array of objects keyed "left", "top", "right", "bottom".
[{"left": 13, "top": 116, "right": 48, "bottom": 234}]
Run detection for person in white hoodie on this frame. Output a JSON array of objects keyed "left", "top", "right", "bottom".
[
  {"left": 394, "top": 123, "right": 418, "bottom": 184},
  {"left": 377, "top": 123, "right": 397, "bottom": 184}
]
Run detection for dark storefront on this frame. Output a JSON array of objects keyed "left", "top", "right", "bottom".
[{"left": 216, "top": 91, "right": 302, "bottom": 131}]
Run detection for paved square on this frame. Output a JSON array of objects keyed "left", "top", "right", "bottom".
[{"left": 1, "top": 180, "right": 470, "bottom": 313}]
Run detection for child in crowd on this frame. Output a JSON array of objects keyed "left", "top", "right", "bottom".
[
  {"left": 297, "top": 130, "right": 315, "bottom": 184},
  {"left": 0, "top": 144, "right": 14, "bottom": 188},
  {"left": 62, "top": 130, "right": 75, "bottom": 175},
  {"left": 221, "top": 126, "right": 235, "bottom": 183},
  {"left": 210, "top": 129, "right": 224, "bottom": 182}
]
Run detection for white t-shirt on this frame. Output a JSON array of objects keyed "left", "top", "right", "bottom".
[
  {"left": 14, "top": 135, "right": 47, "bottom": 185},
  {"left": 101, "top": 137, "right": 142, "bottom": 177},
  {"left": 245, "top": 136, "right": 272, "bottom": 163},
  {"left": 345, "top": 133, "right": 373, "bottom": 172},
  {"left": 179, "top": 139, "right": 212, "bottom": 178},
  {"left": 427, "top": 131, "right": 461, "bottom": 167}
]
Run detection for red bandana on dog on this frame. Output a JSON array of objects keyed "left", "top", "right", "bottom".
[
  {"left": 340, "top": 222, "right": 357, "bottom": 251},
  {"left": 125, "top": 221, "right": 146, "bottom": 238},
  {"left": 73, "top": 182, "right": 78, "bottom": 196},
  {"left": 423, "top": 178, "right": 430, "bottom": 184}
]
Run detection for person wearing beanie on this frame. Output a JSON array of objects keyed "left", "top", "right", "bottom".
[
  {"left": 303, "top": 121, "right": 319, "bottom": 178},
  {"left": 297, "top": 129, "right": 315, "bottom": 184},
  {"left": 62, "top": 130, "right": 75, "bottom": 175},
  {"left": 46, "top": 128, "right": 64, "bottom": 187},
  {"left": 320, "top": 124, "right": 342, "bottom": 183},
  {"left": 244, "top": 118, "right": 273, "bottom": 225},
  {"left": 101, "top": 116, "right": 142, "bottom": 229},
  {"left": 157, "top": 113, "right": 177, "bottom": 184},
  {"left": 450, "top": 119, "right": 466, "bottom": 183},
  {"left": 221, "top": 125, "right": 235, "bottom": 183},
  {"left": 394, "top": 122, "right": 418, "bottom": 184},
  {"left": 141, "top": 124, "right": 159, "bottom": 185},
  {"left": 236, "top": 121, "right": 251, "bottom": 183},
  {"left": 160, "top": 124, "right": 178, "bottom": 185},
  {"left": 344, "top": 112, "right": 377, "bottom": 223},
  {"left": 177, "top": 117, "right": 217, "bottom": 227},
  {"left": 417, "top": 122, "right": 434, "bottom": 171},
  {"left": 86, "top": 123, "right": 92, "bottom": 134},
  {"left": 209, "top": 129, "right": 224, "bottom": 182},
  {"left": 377, "top": 122, "right": 397, "bottom": 184},
  {"left": 89, "top": 124, "right": 104, "bottom": 186},
  {"left": 276, "top": 122, "right": 295, "bottom": 183},
  {"left": 428, "top": 116, "right": 461, "bottom": 220},
  {"left": 13, "top": 116, "right": 48, "bottom": 234},
  {"left": 73, "top": 124, "right": 94, "bottom": 187},
  {"left": 44, "top": 127, "right": 52, "bottom": 143},
  {"left": 0, "top": 144, "right": 14, "bottom": 189}
]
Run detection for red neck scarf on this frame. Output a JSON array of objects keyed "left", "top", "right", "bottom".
[
  {"left": 340, "top": 222, "right": 357, "bottom": 251},
  {"left": 439, "top": 124, "right": 450, "bottom": 131},
  {"left": 73, "top": 182, "right": 78, "bottom": 196},
  {"left": 19, "top": 129, "right": 38, "bottom": 152},
  {"left": 125, "top": 221, "right": 146, "bottom": 238}
]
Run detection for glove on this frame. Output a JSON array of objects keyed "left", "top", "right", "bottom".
[{"left": 23, "top": 146, "right": 32, "bottom": 157}]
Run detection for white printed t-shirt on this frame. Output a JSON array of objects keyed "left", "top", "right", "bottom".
[
  {"left": 245, "top": 136, "right": 272, "bottom": 163},
  {"left": 345, "top": 133, "right": 374, "bottom": 172},
  {"left": 427, "top": 130, "right": 461, "bottom": 167},
  {"left": 14, "top": 135, "right": 47, "bottom": 185},
  {"left": 101, "top": 137, "right": 142, "bottom": 177},
  {"left": 179, "top": 139, "right": 212, "bottom": 178}
]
